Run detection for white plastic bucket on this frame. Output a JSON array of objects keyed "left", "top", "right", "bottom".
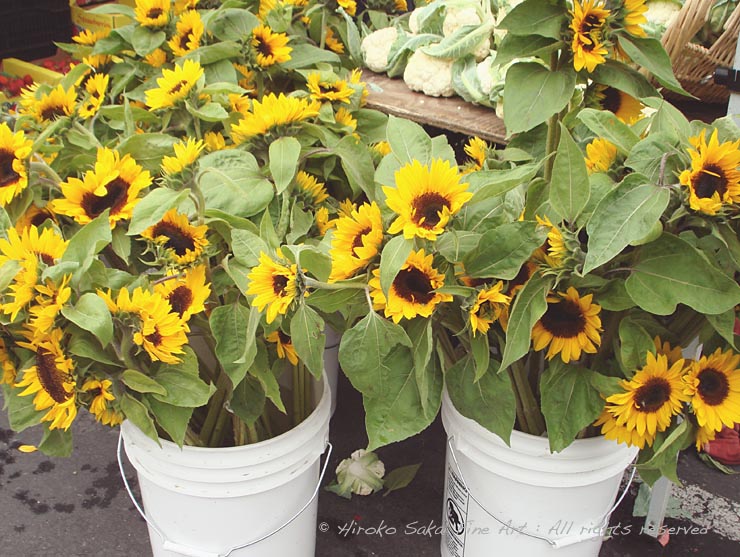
[
  {"left": 120, "top": 376, "right": 331, "bottom": 557},
  {"left": 440, "top": 389, "right": 638, "bottom": 557},
  {"left": 323, "top": 325, "right": 341, "bottom": 416}
]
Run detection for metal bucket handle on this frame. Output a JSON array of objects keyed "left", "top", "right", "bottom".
[
  {"left": 117, "top": 431, "right": 333, "bottom": 557},
  {"left": 447, "top": 436, "right": 636, "bottom": 549}
]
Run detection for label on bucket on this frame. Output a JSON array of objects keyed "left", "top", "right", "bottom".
[{"left": 444, "top": 464, "right": 470, "bottom": 557}]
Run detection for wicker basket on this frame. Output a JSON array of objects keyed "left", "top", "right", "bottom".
[{"left": 660, "top": 0, "right": 740, "bottom": 104}]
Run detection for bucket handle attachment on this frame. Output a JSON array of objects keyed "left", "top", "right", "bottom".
[
  {"left": 117, "top": 431, "right": 333, "bottom": 557},
  {"left": 446, "top": 436, "right": 636, "bottom": 549}
]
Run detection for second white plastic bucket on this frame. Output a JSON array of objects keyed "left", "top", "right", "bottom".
[
  {"left": 120, "top": 376, "right": 331, "bottom": 557},
  {"left": 440, "top": 389, "right": 637, "bottom": 557}
]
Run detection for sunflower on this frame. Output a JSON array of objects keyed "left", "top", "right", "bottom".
[
  {"left": 0, "top": 338, "right": 17, "bottom": 385},
  {"left": 174, "top": 0, "right": 199, "bottom": 14},
  {"left": 78, "top": 73, "right": 109, "bottom": 120},
  {"left": 141, "top": 209, "right": 208, "bottom": 264},
  {"left": 233, "top": 63, "right": 256, "bottom": 94},
  {"left": 102, "top": 287, "right": 188, "bottom": 364},
  {"left": 531, "top": 287, "right": 602, "bottom": 363},
  {"left": 604, "top": 352, "right": 689, "bottom": 442},
  {"left": 349, "top": 69, "right": 368, "bottom": 106},
  {"left": 369, "top": 249, "right": 452, "bottom": 323},
  {"left": 585, "top": 137, "right": 618, "bottom": 174},
  {"left": 306, "top": 73, "right": 354, "bottom": 104},
  {"left": 507, "top": 260, "right": 539, "bottom": 297},
  {"left": 27, "top": 84, "right": 76, "bottom": 123},
  {"left": 653, "top": 336, "right": 684, "bottom": 367},
  {"left": 683, "top": 348, "right": 740, "bottom": 433},
  {"left": 295, "top": 171, "right": 329, "bottom": 205},
  {"left": 324, "top": 27, "right": 345, "bottom": 54},
  {"left": 135, "top": 0, "right": 171, "bottom": 27},
  {"left": 337, "top": 0, "right": 356, "bottom": 16},
  {"left": 569, "top": 0, "right": 610, "bottom": 72},
  {"left": 52, "top": 147, "right": 152, "bottom": 227},
  {"left": 247, "top": 251, "right": 301, "bottom": 323},
  {"left": 372, "top": 141, "right": 392, "bottom": 158},
  {"left": 82, "top": 378, "right": 121, "bottom": 425},
  {"left": 267, "top": 330, "right": 299, "bottom": 365},
  {"left": 204, "top": 131, "right": 227, "bottom": 152},
  {"left": 592, "top": 85, "right": 644, "bottom": 124},
  {"left": 315, "top": 207, "right": 336, "bottom": 236},
  {"left": 334, "top": 107, "right": 357, "bottom": 131},
  {"left": 144, "top": 48, "right": 168, "bottom": 68},
  {"left": 72, "top": 28, "right": 108, "bottom": 46},
  {"left": 679, "top": 129, "right": 740, "bottom": 215},
  {"left": 469, "top": 282, "right": 510, "bottom": 336},
  {"left": 27, "top": 275, "right": 72, "bottom": 340},
  {"left": 161, "top": 137, "right": 205, "bottom": 176},
  {"left": 145, "top": 59, "right": 203, "bottom": 110},
  {"left": 154, "top": 265, "right": 210, "bottom": 322},
  {"left": 384, "top": 158, "right": 472, "bottom": 241},
  {"left": 620, "top": 0, "right": 647, "bottom": 37},
  {"left": 0, "top": 122, "right": 33, "bottom": 206},
  {"left": 594, "top": 408, "right": 656, "bottom": 449},
  {"left": 230, "top": 93, "right": 320, "bottom": 144},
  {"left": 694, "top": 423, "right": 718, "bottom": 451},
  {"left": 329, "top": 202, "right": 384, "bottom": 282},
  {"left": 252, "top": 24, "right": 292, "bottom": 68},
  {"left": 533, "top": 216, "right": 567, "bottom": 268},
  {"left": 167, "top": 9, "right": 204, "bottom": 56},
  {"left": 15, "top": 329, "right": 77, "bottom": 430},
  {"left": 462, "top": 136, "right": 487, "bottom": 174}
]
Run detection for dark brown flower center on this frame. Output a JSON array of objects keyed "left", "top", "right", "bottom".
[
  {"left": 30, "top": 210, "right": 52, "bottom": 227},
  {"left": 80, "top": 177, "right": 130, "bottom": 218},
  {"left": 352, "top": 226, "right": 371, "bottom": 253},
  {"left": 40, "top": 104, "right": 67, "bottom": 121},
  {"left": 272, "top": 274, "right": 288, "bottom": 296},
  {"left": 693, "top": 164, "right": 727, "bottom": 199},
  {"left": 393, "top": 266, "right": 434, "bottom": 304},
  {"left": 36, "top": 348, "right": 70, "bottom": 404},
  {"left": 169, "top": 80, "right": 189, "bottom": 95},
  {"left": 601, "top": 87, "right": 622, "bottom": 115},
  {"left": 634, "top": 377, "right": 671, "bottom": 413},
  {"left": 150, "top": 222, "right": 195, "bottom": 255},
  {"left": 36, "top": 251, "right": 55, "bottom": 266},
  {"left": 0, "top": 150, "right": 20, "bottom": 188},
  {"left": 697, "top": 367, "right": 730, "bottom": 406},
  {"left": 147, "top": 8, "right": 163, "bottom": 19},
  {"left": 145, "top": 329, "right": 162, "bottom": 346},
  {"left": 256, "top": 37, "right": 275, "bottom": 58},
  {"left": 540, "top": 299, "right": 586, "bottom": 338},
  {"left": 412, "top": 193, "right": 450, "bottom": 229},
  {"left": 580, "top": 13, "right": 602, "bottom": 35},
  {"left": 168, "top": 285, "right": 193, "bottom": 317},
  {"left": 508, "top": 262, "right": 534, "bottom": 294},
  {"left": 277, "top": 330, "right": 291, "bottom": 344}
]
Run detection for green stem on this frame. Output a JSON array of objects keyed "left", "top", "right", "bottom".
[
  {"left": 292, "top": 364, "right": 301, "bottom": 428},
  {"left": 246, "top": 423, "right": 260, "bottom": 444},
  {"left": 543, "top": 51, "right": 562, "bottom": 183},
  {"left": 209, "top": 401, "right": 230, "bottom": 447},
  {"left": 510, "top": 360, "right": 545, "bottom": 435},
  {"left": 260, "top": 411, "right": 274, "bottom": 439},
  {"left": 30, "top": 160, "right": 63, "bottom": 185},
  {"left": 435, "top": 327, "right": 458, "bottom": 369},
  {"left": 275, "top": 193, "right": 291, "bottom": 242},
  {"left": 73, "top": 121, "right": 102, "bottom": 148},
  {"left": 304, "top": 278, "right": 367, "bottom": 291},
  {"left": 304, "top": 368, "right": 313, "bottom": 421}
]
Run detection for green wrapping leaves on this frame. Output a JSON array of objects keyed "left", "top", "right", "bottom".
[{"left": 626, "top": 234, "right": 740, "bottom": 315}]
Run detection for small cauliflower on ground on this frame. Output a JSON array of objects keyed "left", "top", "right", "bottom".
[
  {"left": 361, "top": 27, "right": 399, "bottom": 73},
  {"left": 403, "top": 50, "right": 455, "bottom": 97},
  {"left": 330, "top": 449, "right": 386, "bottom": 498}
]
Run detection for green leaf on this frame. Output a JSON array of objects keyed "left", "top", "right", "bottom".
[
  {"left": 421, "top": 23, "right": 494, "bottom": 59},
  {"left": 248, "top": 341, "right": 285, "bottom": 413},
  {"left": 280, "top": 43, "right": 341, "bottom": 70},
  {"left": 208, "top": 8, "right": 259, "bottom": 42},
  {"left": 117, "top": 133, "right": 178, "bottom": 173},
  {"left": 37, "top": 428, "right": 73, "bottom": 457},
  {"left": 68, "top": 332, "right": 121, "bottom": 366},
  {"left": 152, "top": 347, "right": 215, "bottom": 407},
  {"left": 210, "top": 302, "right": 257, "bottom": 386},
  {"left": 471, "top": 332, "right": 490, "bottom": 382},
  {"left": 338, "top": 311, "right": 412, "bottom": 397},
  {"left": 181, "top": 41, "right": 242, "bottom": 65},
  {"left": 642, "top": 97, "right": 691, "bottom": 141},
  {"left": 286, "top": 206, "right": 314, "bottom": 244},
  {"left": 131, "top": 26, "right": 165, "bottom": 56},
  {"left": 121, "top": 369, "right": 168, "bottom": 396},
  {"left": 269, "top": 137, "right": 301, "bottom": 194},
  {"left": 494, "top": 34, "right": 561, "bottom": 67},
  {"left": 61, "top": 211, "right": 112, "bottom": 274},
  {"left": 306, "top": 285, "right": 366, "bottom": 314},
  {"left": 463, "top": 221, "right": 547, "bottom": 279},
  {"left": 364, "top": 344, "right": 438, "bottom": 450},
  {"left": 584, "top": 174, "right": 670, "bottom": 274},
  {"left": 706, "top": 310, "right": 738, "bottom": 350},
  {"left": 504, "top": 64, "right": 576, "bottom": 134},
  {"left": 386, "top": 115, "right": 432, "bottom": 165},
  {"left": 379, "top": 235, "right": 413, "bottom": 296},
  {"left": 549, "top": 123, "right": 590, "bottom": 223},
  {"left": 382, "top": 463, "right": 422, "bottom": 497},
  {"left": 128, "top": 188, "right": 190, "bottom": 236},
  {"left": 446, "top": 355, "right": 516, "bottom": 445},
  {"left": 185, "top": 101, "right": 229, "bottom": 122},
  {"left": 61, "top": 293, "right": 113, "bottom": 347},
  {"left": 597, "top": 279, "right": 636, "bottom": 311},
  {"left": 577, "top": 108, "right": 640, "bottom": 154},
  {"left": 290, "top": 304, "right": 325, "bottom": 379},
  {"left": 637, "top": 421, "right": 693, "bottom": 485},
  {"left": 259, "top": 210, "right": 280, "bottom": 249},
  {"left": 436, "top": 231, "right": 481, "bottom": 263},
  {"left": 0, "top": 259, "right": 20, "bottom": 292},
  {"left": 146, "top": 398, "right": 193, "bottom": 447},
  {"left": 2, "top": 384, "right": 43, "bottom": 432},
  {"left": 616, "top": 35, "right": 690, "bottom": 97},
  {"left": 405, "top": 318, "right": 434, "bottom": 418},
  {"left": 334, "top": 135, "right": 377, "bottom": 199},
  {"left": 591, "top": 60, "right": 659, "bottom": 99},
  {"left": 230, "top": 228, "right": 270, "bottom": 267},
  {"left": 230, "top": 376, "right": 266, "bottom": 426},
  {"left": 618, "top": 317, "right": 655, "bottom": 374},
  {"left": 499, "top": 0, "right": 566, "bottom": 39},
  {"left": 626, "top": 234, "right": 740, "bottom": 315},
  {"left": 623, "top": 132, "right": 682, "bottom": 184},
  {"left": 197, "top": 150, "right": 274, "bottom": 218},
  {"left": 540, "top": 361, "right": 605, "bottom": 453},
  {"left": 499, "top": 274, "right": 554, "bottom": 372},
  {"left": 468, "top": 163, "right": 540, "bottom": 204},
  {"left": 120, "top": 394, "right": 159, "bottom": 443}
]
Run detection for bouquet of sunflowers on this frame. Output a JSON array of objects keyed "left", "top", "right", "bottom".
[{"left": 0, "top": 0, "right": 387, "bottom": 454}]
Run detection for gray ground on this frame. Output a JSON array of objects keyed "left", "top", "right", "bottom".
[{"left": 1, "top": 372, "right": 738, "bottom": 556}]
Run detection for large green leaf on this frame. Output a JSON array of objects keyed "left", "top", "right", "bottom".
[
  {"left": 210, "top": 303, "right": 260, "bottom": 386},
  {"left": 422, "top": 23, "right": 494, "bottom": 59},
  {"left": 37, "top": 428, "right": 73, "bottom": 457},
  {"left": 405, "top": 318, "right": 434, "bottom": 418},
  {"left": 207, "top": 8, "right": 260, "bottom": 41},
  {"left": 446, "top": 355, "right": 516, "bottom": 445},
  {"left": 117, "top": 133, "right": 178, "bottom": 173},
  {"left": 333, "top": 135, "right": 377, "bottom": 199},
  {"left": 499, "top": 274, "right": 554, "bottom": 371},
  {"left": 468, "top": 163, "right": 540, "bottom": 204},
  {"left": 269, "top": 137, "right": 301, "bottom": 194},
  {"left": 131, "top": 26, "right": 165, "bottom": 56},
  {"left": 153, "top": 347, "right": 215, "bottom": 407},
  {"left": 577, "top": 108, "right": 640, "bottom": 154},
  {"left": 625, "top": 234, "right": 740, "bottom": 315},
  {"left": 290, "top": 304, "right": 325, "bottom": 378},
  {"left": 549, "top": 123, "right": 590, "bottom": 223},
  {"left": 623, "top": 132, "right": 682, "bottom": 184},
  {"left": 230, "top": 376, "right": 266, "bottom": 427},
  {"left": 386, "top": 115, "right": 432, "bottom": 165},
  {"left": 584, "top": 174, "right": 670, "bottom": 274},
  {"left": 616, "top": 35, "right": 689, "bottom": 97},
  {"left": 436, "top": 231, "right": 481, "bottom": 263},
  {"left": 591, "top": 60, "right": 659, "bottom": 99},
  {"left": 61, "top": 293, "right": 113, "bottom": 346},
  {"left": 121, "top": 369, "right": 168, "bottom": 396},
  {"left": 230, "top": 228, "right": 270, "bottom": 267},
  {"left": 494, "top": 33, "right": 561, "bottom": 67},
  {"left": 338, "top": 311, "right": 412, "bottom": 398},
  {"left": 379, "top": 235, "right": 413, "bottom": 296},
  {"left": 540, "top": 361, "right": 604, "bottom": 453},
  {"left": 498, "top": 0, "right": 566, "bottom": 39},
  {"left": 463, "top": 221, "right": 547, "bottom": 279},
  {"left": 248, "top": 341, "right": 285, "bottom": 413},
  {"left": 146, "top": 398, "right": 193, "bottom": 447},
  {"left": 504, "top": 63, "right": 576, "bottom": 134},
  {"left": 618, "top": 316, "right": 655, "bottom": 374},
  {"left": 2, "top": 384, "right": 43, "bottom": 432},
  {"left": 120, "top": 394, "right": 159, "bottom": 443}
]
